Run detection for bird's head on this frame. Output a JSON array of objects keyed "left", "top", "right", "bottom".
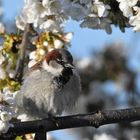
[{"left": 42, "top": 49, "right": 74, "bottom": 76}]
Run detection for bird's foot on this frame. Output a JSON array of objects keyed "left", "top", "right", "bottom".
[{"left": 48, "top": 114, "right": 59, "bottom": 128}]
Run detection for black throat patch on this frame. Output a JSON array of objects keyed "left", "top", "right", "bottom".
[{"left": 53, "top": 68, "right": 73, "bottom": 89}]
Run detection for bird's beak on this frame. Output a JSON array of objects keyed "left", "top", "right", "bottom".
[{"left": 64, "top": 63, "right": 75, "bottom": 69}]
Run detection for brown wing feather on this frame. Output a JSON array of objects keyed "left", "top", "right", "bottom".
[
  {"left": 30, "top": 60, "right": 42, "bottom": 71},
  {"left": 25, "top": 60, "right": 42, "bottom": 77}
]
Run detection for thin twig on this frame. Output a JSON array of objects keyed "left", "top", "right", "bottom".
[
  {"left": 15, "top": 24, "right": 31, "bottom": 83},
  {"left": 0, "top": 107, "right": 140, "bottom": 139}
]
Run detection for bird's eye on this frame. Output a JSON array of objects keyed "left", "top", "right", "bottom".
[
  {"left": 56, "top": 58, "right": 61, "bottom": 62},
  {"left": 56, "top": 58, "right": 66, "bottom": 65},
  {"left": 56, "top": 58, "right": 63, "bottom": 64}
]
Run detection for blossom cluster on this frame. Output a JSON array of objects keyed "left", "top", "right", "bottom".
[
  {"left": 0, "top": 33, "right": 21, "bottom": 134},
  {"left": 16, "top": 0, "right": 140, "bottom": 33},
  {"left": 16, "top": 0, "right": 66, "bottom": 32},
  {"left": 16, "top": 0, "right": 112, "bottom": 34},
  {"left": 0, "top": 89, "right": 17, "bottom": 134},
  {"left": 116, "top": 0, "right": 140, "bottom": 31}
]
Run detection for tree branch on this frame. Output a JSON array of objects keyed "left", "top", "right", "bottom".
[
  {"left": 0, "top": 107, "right": 140, "bottom": 139},
  {"left": 15, "top": 24, "right": 31, "bottom": 83}
]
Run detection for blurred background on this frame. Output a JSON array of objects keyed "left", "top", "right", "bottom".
[{"left": 2, "top": 0, "right": 140, "bottom": 140}]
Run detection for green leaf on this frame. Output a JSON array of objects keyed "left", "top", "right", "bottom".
[{"left": 15, "top": 136, "right": 23, "bottom": 140}]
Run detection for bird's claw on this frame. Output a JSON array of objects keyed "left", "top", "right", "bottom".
[{"left": 48, "top": 114, "right": 59, "bottom": 128}]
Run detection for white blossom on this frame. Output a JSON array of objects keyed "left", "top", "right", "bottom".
[
  {"left": 0, "top": 111, "right": 12, "bottom": 122},
  {"left": 64, "top": 32, "right": 73, "bottom": 42},
  {"left": 29, "top": 51, "right": 36, "bottom": 60},
  {"left": 16, "top": 0, "right": 65, "bottom": 32},
  {"left": 8, "top": 70, "right": 15, "bottom": 79},
  {"left": 0, "top": 91, "right": 17, "bottom": 134},
  {"left": 0, "top": 23, "right": 5, "bottom": 34},
  {"left": 42, "top": 0, "right": 62, "bottom": 15},
  {"left": 116, "top": 0, "right": 138, "bottom": 17},
  {"left": 92, "top": 0, "right": 110, "bottom": 17},
  {"left": 129, "top": 6, "right": 140, "bottom": 31},
  {"left": 81, "top": 16, "right": 112, "bottom": 34},
  {"left": 39, "top": 49, "right": 46, "bottom": 56},
  {"left": 2, "top": 88, "right": 12, "bottom": 95},
  {"left": 24, "top": 0, "right": 37, "bottom": 5},
  {"left": 0, "top": 53, "right": 5, "bottom": 65},
  {"left": 48, "top": 48, "right": 55, "bottom": 52},
  {"left": 43, "top": 41, "right": 48, "bottom": 47},
  {"left": 42, "top": 0, "right": 49, "bottom": 7},
  {"left": 0, "top": 121, "right": 9, "bottom": 134},
  {"left": 117, "top": 0, "right": 138, "bottom": 6},
  {"left": 54, "top": 39, "right": 64, "bottom": 49},
  {"left": 22, "top": 3, "right": 40, "bottom": 23},
  {"left": 15, "top": 14, "right": 26, "bottom": 31},
  {"left": 63, "top": 3, "right": 90, "bottom": 21},
  {"left": 4, "top": 95, "right": 16, "bottom": 105},
  {"left": 39, "top": 19, "right": 62, "bottom": 32},
  {"left": 0, "top": 67, "right": 6, "bottom": 80},
  {"left": 2, "top": 88, "right": 17, "bottom": 106}
]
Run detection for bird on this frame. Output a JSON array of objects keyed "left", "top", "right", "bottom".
[{"left": 16, "top": 48, "right": 81, "bottom": 121}]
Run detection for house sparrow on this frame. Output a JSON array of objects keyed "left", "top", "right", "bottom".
[{"left": 16, "top": 49, "right": 81, "bottom": 120}]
